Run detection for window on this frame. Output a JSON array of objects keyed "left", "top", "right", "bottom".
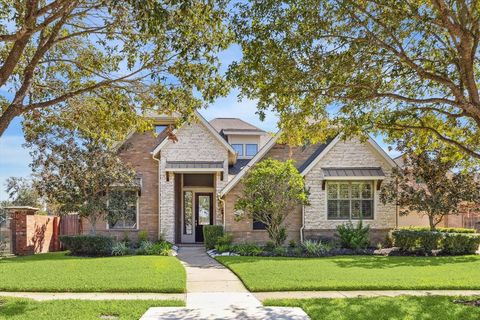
[
  {"left": 0, "top": 210, "right": 6, "bottom": 228},
  {"left": 245, "top": 144, "right": 258, "bottom": 156},
  {"left": 107, "top": 190, "right": 138, "bottom": 229},
  {"left": 327, "top": 181, "right": 374, "bottom": 220},
  {"left": 183, "top": 191, "right": 193, "bottom": 235},
  {"left": 183, "top": 174, "right": 214, "bottom": 187},
  {"left": 155, "top": 125, "right": 168, "bottom": 134},
  {"left": 232, "top": 144, "right": 243, "bottom": 156},
  {"left": 253, "top": 218, "right": 267, "bottom": 230}
]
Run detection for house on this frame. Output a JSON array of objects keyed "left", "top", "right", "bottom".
[{"left": 83, "top": 112, "right": 397, "bottom": 244}]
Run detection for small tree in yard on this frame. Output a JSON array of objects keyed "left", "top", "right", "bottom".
[
  {"left": 27, "top": 124, "right": 137, "bottom": 233},
  {"left": 235, "top": 159, "right": 309, "bottom": 246},
  {"left": 381, "top": 149, "right": 480, "bottom": 231}
]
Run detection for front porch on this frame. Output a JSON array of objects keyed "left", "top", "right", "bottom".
[{"left": 168, "top": 171, "right": 224, "bottom": 244}]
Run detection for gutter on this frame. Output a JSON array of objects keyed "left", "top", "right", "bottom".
[{"left": 218, "top": 196, "right": 226, "bottom": 232}]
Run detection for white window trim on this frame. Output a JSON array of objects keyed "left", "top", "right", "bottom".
[
  {"left": 325, "top": 180, "right": 375, "bottom": 221},
  {"left": 106, "top": 192, "right": 140, "bottom": 231}
]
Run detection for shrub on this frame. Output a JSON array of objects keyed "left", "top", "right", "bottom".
[
  {"left": 303, "top": 240, "right": 331, "bottom": 256},
  {"left": 264, "top": 241, "right": 276, "bottom": 251},
  {"left": 272, "top": 246, "right": 288, "bottom": 256},
  {"left": 137, "top": 240, "right": 153, "bottom": 255},
  {"left": 215, "top": 244, "right": 232, "bottom": 253},
  {"left": 233, "top": 243, "right": 263, "bottom": 256},
  {"left": 203, "top": 225, "right": 224, "bottom": 250},
  {"left": 291, "top": 246, "right": 303, "bottom": 257},
  {"left": 393, "top": 229, "right": 443, "bottom": 253},
  {"left": 121, "top": 231, "right": 132, "bottom": 247},
  {"left": 442, "top": 233, "right": 480, "bottom": 255},
  {"left": 336, "top": 221, "right": 370, "bottom": 249},
  {"left": 391, "top": 229, "right": 419, "bottom": 251},
  {"left": 400, "top": 226, "right": 476, "bottom": 234},
  {"left": 289, "top": 239, "right": 297, "bottom": 248},
  {"left": 112, "top": 242, "right": 130, "bottom": 256},
  {"left": 138, "top": 230, "right": 149, "bottom": 243},
  {"left": 59, "top": 235, "right": 114, "bottom": 256},
  {"left": 147, "top": 241, "right": 172, "bottom": 256},
  {"left": 216, "top": 233, "right": 233, "bottom": 247}
]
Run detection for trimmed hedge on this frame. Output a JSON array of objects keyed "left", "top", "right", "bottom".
[
  {"left": 392, "top": 229, "right": 480, "bottom": 255},
  {"left": 59, "top": 235, "right": 114, "bottom": 256},
  {"left": 203, "top": 225, "right": 224, "bottom": 250},
  {"left": 400, "top": 226, "right": 476, "bottom": 234},
  {"left": 442, "top": 233, "right": 480, "bottom": 255}
]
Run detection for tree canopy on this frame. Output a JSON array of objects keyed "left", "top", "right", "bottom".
[
  {"left": 26, "top": 116, "right": 137, "bottom": 232},
  {"left": 0, "top": 0, "right": 231, "bottom": 136},
  {"left": 234, "top": 159, "right": 309, "bottom": 246},
  {"left": 380, "top": 146, "right": 480, "bottom": 230},
  {"left": 231, "top": 0, "right": 480, "bottom": 160}
]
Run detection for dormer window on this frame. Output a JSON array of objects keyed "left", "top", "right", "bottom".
[
  {"left": 245, "top": 144, "right": 258, "bottom": 157},
  {"left": 155, "top": 125, "right": 168, "bottom": 134},
  {"left": 232, "top": 144, "right": 243, "bottom": 156}
]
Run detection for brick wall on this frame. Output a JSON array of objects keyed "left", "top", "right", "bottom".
[
  {"left": 8, "top": 207, "right": 61, "bottom": 256},
  {"left": 82, "top": 131, "right": 162, "bottom": 241}
]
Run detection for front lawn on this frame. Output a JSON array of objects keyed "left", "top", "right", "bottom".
[
  {"left": 0, "top": 252, "right": 185, "bottom": 293},
  {"left": 265, "top": 296, "right": 480, "bottom": 320},
  {"left": 217, "top": 255, "right": 480, "bottom": 291},
  {"left": 0, "top": 297, "right": 183, "bottom": 320}
]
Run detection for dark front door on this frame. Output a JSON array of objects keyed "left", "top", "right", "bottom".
[{"left": 195, "top": 193, "right": 213, "bottom": 242}]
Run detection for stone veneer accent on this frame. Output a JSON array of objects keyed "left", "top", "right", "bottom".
[
  {"left": 302, "top": 138, "right": 396, "bottom": 240},
  {"left": 160, "top": 121, "right": 229, "bottom": 242}
]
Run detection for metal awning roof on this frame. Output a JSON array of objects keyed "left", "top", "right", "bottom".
[
  {"left": 165, "top": 161, "right": 224, "bottom": 171},
  {"left": 322, "top": 167, "right": 385, "bottom": 179}
]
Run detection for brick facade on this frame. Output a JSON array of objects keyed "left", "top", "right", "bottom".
[
  {"left": 82, "top": 131, "right": 163, "bottom": 241},
  {"left": 223, "top": 138, "right": 397, "bottom": 245}
]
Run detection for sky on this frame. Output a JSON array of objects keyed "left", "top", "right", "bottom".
[{"left": 0, "top": 45, "right": 399, "bottom": 201}]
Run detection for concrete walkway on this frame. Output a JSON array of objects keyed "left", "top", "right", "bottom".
[
  {"left": 254, "top": 290, "right": 480, "bottom": 301},
  {"left": 140, "top": 245, "right": 310, "bottom": 319},
  {"left": 0, "top": 292, "right": 185, "bottom": 301}
]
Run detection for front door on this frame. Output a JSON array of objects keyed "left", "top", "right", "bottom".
[{"left": 195, "top": 193, "right": 213, "bottom": 242}]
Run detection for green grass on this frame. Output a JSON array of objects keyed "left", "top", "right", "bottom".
[
  {"left": 0, "top": 252, "right": 185, "bottom": 293},
  {"left": 264, "top": 296, "right": 480, "bottom": 320},
  {"left": 0, "top": 297, "right": 183, "bottom": 320},
  {"left": 217, "top": 255, "right": 480, "bottom": 291}
]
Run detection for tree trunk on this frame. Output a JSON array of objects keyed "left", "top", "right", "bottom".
[{"left": 428, "top": 215, "right": 436, "bottom": 231}]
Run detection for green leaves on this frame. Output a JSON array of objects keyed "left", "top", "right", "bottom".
[
  {"left": 0, "top": 0, "right": 232, "bottom": 136},
  {"left": 232, "top": 0, "right": 480, "bottom": 161},
  {"left": 235, "top": 159, "right": 309, "bottom": 246}
]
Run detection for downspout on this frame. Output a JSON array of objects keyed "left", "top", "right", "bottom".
[
  {"left": 152, "top": 152, "right": 161, "bottom": 240},
  {"left": 218, "top": 196, "right": 226, "bottom": 232},
  {"left": 300, "top": 205, "right": 305, "bottom": 243}
]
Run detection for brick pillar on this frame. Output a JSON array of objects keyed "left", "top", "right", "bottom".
[{"left": 7, "top": 207, "right": 39, "bottom": 256}]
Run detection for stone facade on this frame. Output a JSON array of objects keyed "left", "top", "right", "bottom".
[
  {"left": 159, "top": 121, "right": 229, "bottom": 242},
  {"left": 302, "top": 139, "right": 396, "bottom": 242}
]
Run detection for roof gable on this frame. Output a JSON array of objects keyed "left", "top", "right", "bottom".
[{"left": 151, "top": 112, "right": 237, "bottom": 159}]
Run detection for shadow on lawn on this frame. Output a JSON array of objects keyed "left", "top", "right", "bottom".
[
  {"left": 218, "top": 255, "right": 480, "bottom": 269},
  {"left": 267, "top": 296, "right": 480, "bottom": 320},
  {"left": 332, "top": 255, "right": 479, "bottom": 269},
  {"left": 0, "top": 298, "right": 29, "bottom": 317}
]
